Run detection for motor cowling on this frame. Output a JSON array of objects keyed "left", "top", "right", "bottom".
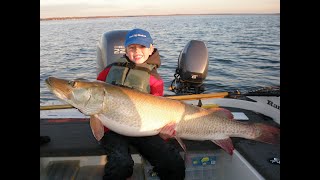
[
  {"left": 170, "top": 40, "right": 208, "bottom": 94},
  {"left": 178, "top": 40, "right": 208, "bottom": 83},
  {"left": 170, "top": 40, "right": 209, "bottom": 94},
  {"left": 96, "top": 30, "right": 129, "bottom": 75}
]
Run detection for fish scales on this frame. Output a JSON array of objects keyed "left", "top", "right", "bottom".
[{"left": 101, "top": 85, "right": 186, "bottom": 132}]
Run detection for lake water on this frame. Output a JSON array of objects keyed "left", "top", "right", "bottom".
[{"left": 40, "top": 14, "right": 280, "bottom": 103}]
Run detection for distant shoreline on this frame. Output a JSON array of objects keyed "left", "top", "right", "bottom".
[{"left": 40, "top": 13, "right": 279, "bottom": 21}]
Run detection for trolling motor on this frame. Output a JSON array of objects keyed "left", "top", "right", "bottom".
[{"left": 170, "top": 40, "right": 209, "bottom": 95}]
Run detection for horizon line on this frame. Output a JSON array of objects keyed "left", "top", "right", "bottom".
[{"left": 40, "top": 13, "right": 280, "bottom": 21}]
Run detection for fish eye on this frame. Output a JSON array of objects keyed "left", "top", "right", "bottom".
[{"left": 68, "top": 81, "right": 76, "bottom": 87}]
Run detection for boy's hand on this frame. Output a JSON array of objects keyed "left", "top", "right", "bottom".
[{"left": 159, "top": 122, "right": 176, "bottom": 140}]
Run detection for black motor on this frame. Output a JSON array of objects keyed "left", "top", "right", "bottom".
[{"left": 170, "top": 40, "right": 208, "bottom": 94}]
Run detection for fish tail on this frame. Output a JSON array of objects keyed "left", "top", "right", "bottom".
[{"left": 253, "top": 123, "right": 280, "bottom": 144}]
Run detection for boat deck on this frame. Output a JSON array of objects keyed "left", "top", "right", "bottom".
[{"left": 40, "top": 107, "right": 280, "bottom": 180}]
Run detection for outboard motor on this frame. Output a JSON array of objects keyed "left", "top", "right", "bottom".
[
  {"left": 170, "top": 40, "right": 208, "bottom": 94},
  {"left": 96, "top": 30, "right": 129, "bottom": 75}
]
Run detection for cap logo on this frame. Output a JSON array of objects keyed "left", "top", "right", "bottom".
[{"left": 129, "top": 34, "right": 147, "bottom": 38}]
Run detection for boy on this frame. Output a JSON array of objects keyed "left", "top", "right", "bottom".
[{"left": 97, "top": 28, "right": 185, "bottom": 180}]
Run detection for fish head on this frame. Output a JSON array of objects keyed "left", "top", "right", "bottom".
[{"left": 45, "top": 76, "right": 106, "bottom": 115}]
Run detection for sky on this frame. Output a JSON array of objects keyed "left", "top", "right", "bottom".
[{"left": 40, "top": 0, "right": 280, "bottom": 18}]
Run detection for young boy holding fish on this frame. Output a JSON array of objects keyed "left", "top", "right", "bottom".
[{"left": 97, "top": 28, "right": 185, "bottom": 180}]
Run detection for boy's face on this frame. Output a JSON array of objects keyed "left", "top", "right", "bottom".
[{"left": 126, "top": 44, "right": 154, "bottom": 64}]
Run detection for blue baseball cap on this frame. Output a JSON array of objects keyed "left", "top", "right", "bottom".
[{"left": 124, "top": 28, "right": 153, "bottom": 48}]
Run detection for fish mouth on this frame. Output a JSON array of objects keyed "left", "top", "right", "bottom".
[
  {"left": 45, "top": 77, "right": 67, "bottom": 88},
  {"left": 45, "top": 77, "right": 71, "bottom": 101},
  {"left": 45, "top": 77, "right": 52, "bottom": 88},
  {"left": 45, "top": 77, "right": 56, "bottom": 92}
]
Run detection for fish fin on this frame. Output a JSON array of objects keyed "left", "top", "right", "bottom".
[
  {"left": 158, "top": 121, "right": 188, "bottom": 153},
  {"left": 159, "top": 122, "right": 187, "bottom": 152},
  {"left": 175, "top": 136, "right": 187, "bottom": 153},
  {"left": 207, "top": 107, "right": 234, "bottom": 120},
  {"left": 89, "top": 115, "right": 105, "bottom": 141},
  {"left": 253, "top": 123, "right": 280, "bottom": 144},
  {"left": 212, "top": 138, "right": 234, "bottom": 155},
  {"left": 159, "top": 122, "right": 187, "bottom": 153}
]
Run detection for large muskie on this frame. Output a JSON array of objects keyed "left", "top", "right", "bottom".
[{"left": 45, "top": 77, "right": 280, "bottom": 155}]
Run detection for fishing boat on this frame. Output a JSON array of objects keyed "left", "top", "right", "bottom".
[{"left": 40, "top": 30, "right": 280, "bottom": 180}]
